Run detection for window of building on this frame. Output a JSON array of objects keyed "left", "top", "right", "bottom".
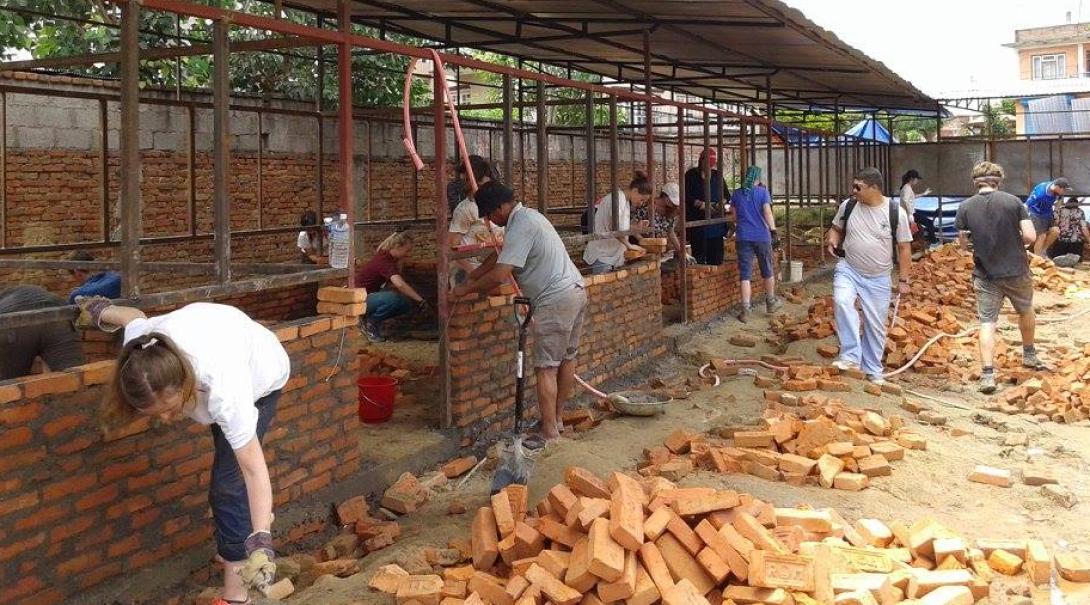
[{"left": 1032, "top": 53, "right": 1067, "bottom": 80}]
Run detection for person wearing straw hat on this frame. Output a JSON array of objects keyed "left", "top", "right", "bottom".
[
  {"left": 731, "top": 165, "right": 782, "bottom": 322},
  {"left": 632, "top": 182, "right": 685, "bottom": 260}
]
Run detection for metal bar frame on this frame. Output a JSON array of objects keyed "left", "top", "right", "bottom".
[
  {"left": 119, "top": 0, "right": 141, "bottom": 297},
  {"left": 213, "top": 18, "right": 232, "bottom": 284}
]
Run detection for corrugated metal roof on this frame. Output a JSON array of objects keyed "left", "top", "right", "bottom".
[{"left": 280, "top": 0, "right": 935, "bottom": 113}]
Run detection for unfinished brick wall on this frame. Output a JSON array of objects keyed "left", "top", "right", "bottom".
[
  {"left": 0, "top": 314, "right": 361, "bottom": 604},
  {"left": 685, "top": 262, "right": 744, "bottom": 322},
  {"left": 447, "top": 259, "right": 665, "bottom": 440}
]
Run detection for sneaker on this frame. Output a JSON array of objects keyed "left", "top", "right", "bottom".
[
  {"left": 362, "top": 321, "right": 385, "bottom": 343},
  {"left": 737, "top": 305, "right": 751, "bottom": 323},
  {"left": 978, "top": 372, "right": 997, "bottom": 394},
  {"left": 1022, "top": 350, "right": 1050, "bottom": 371},
  {"left": 765, "top": 296, "right": 784, "bottom": 314},
  {"left": 831, "top": 359, "right": 858, "bottom": 371},
  {"left": 866, "top": 375, "right": 887, "bottom": 386}
]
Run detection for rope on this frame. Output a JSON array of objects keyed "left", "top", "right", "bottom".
[{"left": 402, "top": 52, "right": 609, "bottom": 402}]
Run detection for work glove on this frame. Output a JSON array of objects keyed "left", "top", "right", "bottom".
[
  {"left": 74, "top": 295, "right": 119, "bottom": 332},
  {"left": 239, "top": 530, "right": 276, "bottom": 594},
  {"left": 770, "top": 230, "right": 781, "bottom": 250},
  {"left": 416, "top": 299, "right": 431, "bottom": 314}
]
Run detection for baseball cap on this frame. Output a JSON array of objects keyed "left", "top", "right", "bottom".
[{"left": 660, "top": 183, "right": 681, "bottom": 206}]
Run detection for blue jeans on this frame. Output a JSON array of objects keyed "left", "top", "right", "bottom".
[
  {"left": 832, "top": 261, "right": 891, "bottom": 378},
  {"left": 210, "top": 390, "right": 279, "bottom": 561},
  {"left": 365, "top": 290, "right": 412, "bottom": 326},
  {"left": 736, "top": 240, "right": 773, "bottom": 280},
  {"left": 588, "top": 260, "right": 614, "bottom": 275}
]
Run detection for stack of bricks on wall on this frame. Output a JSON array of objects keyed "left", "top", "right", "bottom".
[{"left": 360, "top": 466, "right": 1089, "bottom": 605}]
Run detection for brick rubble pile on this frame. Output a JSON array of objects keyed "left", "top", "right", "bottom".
[
  {"left": 363, "top": 467, "right": 1090, "bottom": 605},
  {"left": 638, "top": 381, "right": 920, "bottom": 492}
]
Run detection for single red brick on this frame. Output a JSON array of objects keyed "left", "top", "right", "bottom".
[
  {"left": 42, "top": 414, "right": 87, "bottom": 438},
  {"left": 6, "top": 575, "right": 45, "bottom": 601},
  {"left": 77, "top": 561, "right": 124, "bottom": 589},
  {"left": 0, "top": 384, "right": 23, "bottom": 405},
  {"left": 107, "top": 534, "right": 142, "bottom": 558},
  {"left": 22, "top": 372, "right": 81, "bottom": 398},
  {"left": 50, "top": 515, "right": 96, "bottom": 543},
  {"left": 57, "top": 551, "right": 100, "bottom": 575},
  {"left": 43, "top": 473, "right": 97, "bottom": 501},
  {"left": 0, "top": 401, "right": 40, "bottom": 425},
  {"left": 102, "top": 456, "right": 150, "bottom": 482},
  {"left": 75, "top": 484, "right": 118, "bottom": 512},
  {"left": 81, "top": 360, "right": 116, "bottom": 386},
  {"left": 15, "top": 503, "right": 68, "bottom": 532},
  {"left": 0, "top": 447, "right": 48, "bottom": 474},
  {"left": 0, "top": 427, "right": 32, "bottom": 451},
  {"left": 55, "top": 435, "right": 97, "bottom": 456}
]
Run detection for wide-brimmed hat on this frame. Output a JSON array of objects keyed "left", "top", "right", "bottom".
[{"left": 660, "top": 183, "right": 680, "bottom": 206}]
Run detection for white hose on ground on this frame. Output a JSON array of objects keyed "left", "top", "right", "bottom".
[{"left": 881, "top": 303, "right": 1090, "bottom": 378}]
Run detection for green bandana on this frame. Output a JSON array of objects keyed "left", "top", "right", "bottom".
[{"left": 742, "top": 165, "right": 762, "bottom": 191}]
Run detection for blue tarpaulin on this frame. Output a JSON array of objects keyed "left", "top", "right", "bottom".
[{"left": 843, "top": 117, "right": 896, "bottom": 143}]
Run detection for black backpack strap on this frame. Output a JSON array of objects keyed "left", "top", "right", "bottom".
[
  {"left": 840, "top": 199, "right": 857, "bottom": 231},
  {"left": 889, "top": 200, "right": 899, "bottom": 266}
]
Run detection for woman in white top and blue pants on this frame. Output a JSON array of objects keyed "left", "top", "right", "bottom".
[{"left": 82, "top": 299, "right": 287, "bottom": 604}]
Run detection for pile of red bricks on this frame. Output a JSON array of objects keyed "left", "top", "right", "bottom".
[
  {"left": 638, "top": 367, "right": 922, "bottom": 491},
  {"left": 987, "top": 345, "right": 1090, "bottom": 423},
  {"left": 363, "top": 466, "right": 1087, "bottom": 605}
]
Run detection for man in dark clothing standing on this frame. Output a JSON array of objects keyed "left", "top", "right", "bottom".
[
  {"left": 684, "top": 148, "right": 728, "bottom": 265},
  {"left": 955, "top": 161, "right": 1042, "bottom": 394},
  {"left": 0, "top": 285, "right": 86, "bottom": 379}
]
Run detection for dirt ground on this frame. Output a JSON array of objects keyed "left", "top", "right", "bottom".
[{"left": 265, "top": 271, "right": 1090, "bottom": 605}]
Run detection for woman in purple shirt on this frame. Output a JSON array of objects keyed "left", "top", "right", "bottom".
[{"left": 730, "top": 166, "right": 781, "bottom": 322}]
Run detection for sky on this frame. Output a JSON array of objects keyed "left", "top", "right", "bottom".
[{"left": 784, "top": 0, "right": 1089, "bottom": 97}]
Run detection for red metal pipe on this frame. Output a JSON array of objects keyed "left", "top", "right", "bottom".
[
  {"left": 338, "top": 0, "right": 356, "bottom": 287},
  {"left": 117, "top": 0, "right": 787, "bottom": 129}
]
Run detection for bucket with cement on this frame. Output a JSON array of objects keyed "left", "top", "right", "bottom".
[{"left": 789, "top": 260, "right": 803, "bottom": 283}]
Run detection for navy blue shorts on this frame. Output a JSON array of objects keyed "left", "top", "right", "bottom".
[
  {"left": 210, "top": 390, "right": 279, "bottom": 561},
  {"left": 736, "top": 240, "right": 774, "bottom": 280}
]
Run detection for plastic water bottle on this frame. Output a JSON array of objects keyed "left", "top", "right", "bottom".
[{"left": 328, "top": 213, "right": 350, "bottom": 269}]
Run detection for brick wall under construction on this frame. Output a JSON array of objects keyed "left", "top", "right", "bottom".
[
  {"left": 447, "top": 259, "right": 666, "bottom": 440},
  {"left": 0, "top": 314, "right": 361, "bottom": 604}
]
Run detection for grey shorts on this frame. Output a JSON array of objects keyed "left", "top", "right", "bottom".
[
  {"left": 1030, "top": 214, "right": 1055, "bottom": 234},
  {"left": 532, "top": 285, "right": 588, "bottom": 369},
  {"left": 974, "top": 275, "right": 1034, "bottom": 323}
]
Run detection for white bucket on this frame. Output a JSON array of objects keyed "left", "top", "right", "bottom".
[{"left": 789, "top": 260, "right": 803, "bottom": 283}]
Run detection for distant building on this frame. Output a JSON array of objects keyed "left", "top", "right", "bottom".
[{"left": 1005, "top": 18, "right": 1090, "bottom": 134}]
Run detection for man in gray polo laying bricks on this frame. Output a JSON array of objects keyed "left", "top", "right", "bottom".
[{"left": 453, "top": 181, "right": 587, "bottom": 443}]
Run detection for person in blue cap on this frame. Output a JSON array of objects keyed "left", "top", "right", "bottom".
[{"left": 1025, "top": 177, "right": 1070, "bottom": 255}]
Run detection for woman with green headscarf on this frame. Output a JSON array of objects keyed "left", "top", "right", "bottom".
[{"left": 730, "top": 165, "right": 781, "bottom": 322}]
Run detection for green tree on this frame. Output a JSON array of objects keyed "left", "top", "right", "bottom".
[{"left": 0, "top": 1, "right": 429, "bottom": 106}]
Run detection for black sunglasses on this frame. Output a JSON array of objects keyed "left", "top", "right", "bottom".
[{"left": 851, "top": 183, "right": 864, "bottom": 191}]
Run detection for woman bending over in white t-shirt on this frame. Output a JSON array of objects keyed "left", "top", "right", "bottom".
[{"left": 81, "top": 298, "right": 288, "bottom": 604}]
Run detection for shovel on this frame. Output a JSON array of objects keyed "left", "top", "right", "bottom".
[{"left": 490, "top": 297, "right": 538, "bottom": 494}]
